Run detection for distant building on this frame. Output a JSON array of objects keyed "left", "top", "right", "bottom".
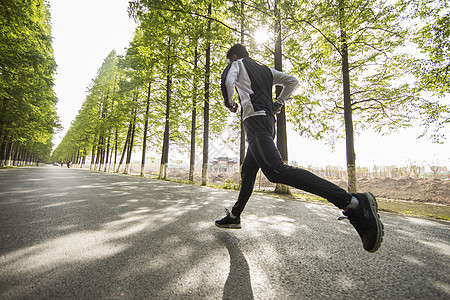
[{"left": 211, "top": 157, "right": 238, "bottom": 173}]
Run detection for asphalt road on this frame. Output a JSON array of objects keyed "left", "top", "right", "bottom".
[{"left": 0, "top": 166, "right": 449, "bottom": 299}]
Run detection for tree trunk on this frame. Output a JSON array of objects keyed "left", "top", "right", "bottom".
[
  {"left": 82, "top": 150, "right": 86, "bottom": 168},
  {"left": 141, "top": 81, "right": 151, "bottom": 177},
  {"left": 202, "top": 4, "right": 212, "bottom": 186},
  {"left": 0, "top": 127, "right": 5, "bottom": 167},
  {"left": 274, "top": 1, "right": 290, "bottom": 195},
  {"left": 339, "top": 0, "right": 357, "bottom": 193},
  {"left": 189, "top": 45, "right": 198, "bottom": 183},
  {"left": 76, "top": 149, "right": 80, "bottom": 166},
  {"left": 104, "top": 131, "right": 111, "bottom": 172},
  {"left": 24, "top": 150, "right": 30, "bottom": 166},
  {"left": 125, "top": 104, "right": 137, "bottom": 175},
  {"left": 159, "top": 40, "right": 172, "bottom": 179},
  {"left": 107, "top": 89, "right": 116, "bottom": 173},
  {"left": 94, "top": 135, "right": 102, "bottom": 170},
  {"left": 239, "top": 0, "right": 246, "bottom": 179},
  {"left": 20, "top": 149, "right": 26, "bottom": 166},
  {"left": 113, "top": 128, "right": 118, "bottom": 171},
  {"left": 90, "top": 136, "right": 97, "bottom": 170},
  {"left": 7, "top": 138, "right": 14, "bottom": 166},
  {"left": 117, "top": 122, "right": 132, "bottom": 173},
  {"left": 13, "top": 144, "right": 20, "bottom": 166}
]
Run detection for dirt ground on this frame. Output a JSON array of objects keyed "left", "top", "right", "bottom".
[
  {"left": 338, "top": 177, "right": 450, "bottom": 205},
  {"left": 168, "top": 169, "right": 450, "bottom": 206}
]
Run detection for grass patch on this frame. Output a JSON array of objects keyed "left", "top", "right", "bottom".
[
  {"left": 168, "top": 178, "right": 191, "bottom": 185},
  {"left": 292, "top": 192, "right": 328, "bottom": 204},
  {"left": 376, "top": 198, "right": 450, "bottom": 221},
  {"left": 208, "top": 179, "right": 241, "bottom": 190},
  {"left": 146, "top": 175, "right": 450, "bottom": 221},
  {"left": 220, "top": 179, "right": 241, "bottom": 190},
  {"left": 291, "top": 191, "right": 449, "bottom": 221}
]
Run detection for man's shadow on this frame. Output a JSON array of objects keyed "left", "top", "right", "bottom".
[{"left": 216, "top": 232, "right": 254, "bottom": 300}]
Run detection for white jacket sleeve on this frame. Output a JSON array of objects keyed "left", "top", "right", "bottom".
[
  {"left": 224, "top": 61, "right": 240, "bottom": 107},
  {"left": 271, "top": 68, "right": 298, "bottom": 106}
]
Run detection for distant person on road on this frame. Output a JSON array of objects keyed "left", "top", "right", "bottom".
[{"left": 215, "top": 44, "right": 384, "bottom": 253}]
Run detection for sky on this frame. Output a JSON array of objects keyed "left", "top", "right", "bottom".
[
  {"left": 48, "top": 1, "right": 449, "bottom": 169},
  {"left": 49, "top": 0, "right": 136, "bottom": 145}
]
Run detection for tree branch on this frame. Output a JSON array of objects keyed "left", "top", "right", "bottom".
[{"left": 285, "top": 15, "right": 341, "bottom": 55}]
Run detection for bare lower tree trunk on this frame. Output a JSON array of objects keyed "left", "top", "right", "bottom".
[
  {"left": 117, "top": 122, "right": 132, "bottom": 173},
  {"left": 159, "top": 39, "right": 172, "bottom": 179},
  {"left": 94, "top": 135, "right": 102, "bottom": 171},
  {"left": 0, "top": 128, "right": 6, "bottom": 167},
  {"left": 189, "top": 45, "right": 198, "bottom": 183},
  {"left": 113, "top": 128, "right": 118, "bottom": 171},
  {"left": 239, "top": 0, "right": 246, "bottom": 181},
  {"left": 125, "top": 105, "right": 137, "bottom": 175},
  {"left": 7, "top": 139, "right": 14, "bottom": 166},
  {"left": 274, "top": 0, "right": 290, "bottom": 195},
  {"left": 201, "top": 4, "right": 212, "bottom": 186},
  {"left": 104, "top": 132, "right": 111, "bottom": 172},
  {"left": 339, "top": 0, "right": 357, "bottom": 193},
  {"left": 141, "top": 81, "right": 151, "bottom": 177}
]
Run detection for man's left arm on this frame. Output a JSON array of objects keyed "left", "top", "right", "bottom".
[
  {"left": 221, "top": 62, "right": 239, "bottom": 112},
  {"left": 271, "top": 69, "right": 298, "bottom": 108}
]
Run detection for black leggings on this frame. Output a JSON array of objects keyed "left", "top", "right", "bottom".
[{"left": 231, "top": 115, "right": 352, "bottom": 217}]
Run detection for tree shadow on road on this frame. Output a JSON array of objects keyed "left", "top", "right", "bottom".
[
  {"left": 216, "top": 231, "right": 254, "bottom": 300},
  {"left": 2, "top": 167, "right": 450, "bottom": 299}
]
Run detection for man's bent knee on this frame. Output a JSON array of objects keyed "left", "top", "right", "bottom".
[
  {"left": 261, "top": 167, "right": 282, "bottom": 183},
  {"left": 261, "top": 163, "right": 296, "bottom": 183}
]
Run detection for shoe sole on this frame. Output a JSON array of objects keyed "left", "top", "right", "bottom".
[
  {"left": 215, "top": 223, "right": 242, "bottom": 229},
  {"left": 365, "top": 192, "right": 384, "bottom": 253}
]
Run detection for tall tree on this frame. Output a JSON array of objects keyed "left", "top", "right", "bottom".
[
  {"left": 405, "top": 0, "right": 449, "bottom": 142},
  {"left": 239, "top": 0, "right": 247, "bottom": 177},
  {"left": 273, "top": 0, "right": 291, "bottom": 194},
  {"left": 1, "top": 0, "right": 59, "bottom": 165},
  {"left": 159, "top": 38, "right": 173, "bottom": 179},
  {"left": 141, "top": 81, "right": 152, "bottom": 176},
  {"left": 284, "top": 0, "right": 427, "bottom": 192},
  {"left": 338, "top": 0, "right": 357, "bottom": 192},
  {"left": 189, "top": 43, "right": 199, "bottom": 182},
  {"left": 129, "top": 0, "right": 234, "bottom": 183},
  {"left": 202, "top": 4, "right": 213, "bottom": 186}
]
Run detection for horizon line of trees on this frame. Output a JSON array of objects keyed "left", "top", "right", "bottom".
[
  {"left": 1, "top": 0, "right": 60, "bottom": 167},
  {"left": 50, "top": 0, "right": 448, "bottom": 191}
]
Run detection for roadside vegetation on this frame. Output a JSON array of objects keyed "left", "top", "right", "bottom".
[
  {"left": 149, "top": 170, "right": 450, "bottom": 221},
  {"left": 97, "top": 163, "right": 450, "bottom": 221},
  {"left": 47, "top": 0, "right": 448, "bottom": 195},
  {"left": 1, "top": 1, "right": 59, "bottom": 167},
  {"left": 2, "top": 1, "right": 448, "bottom": 219}
]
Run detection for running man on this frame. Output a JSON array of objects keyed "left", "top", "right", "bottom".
[{"left": 215, "top": 44, "right": 384, "bottom": 253}]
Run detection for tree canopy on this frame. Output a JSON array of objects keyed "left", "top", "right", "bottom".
[
  {"left": 0, "top": 0, "right": 59, "bottom": 165},
  {"left": 44, "top": 1, "right": 449, "bottom": 188}
]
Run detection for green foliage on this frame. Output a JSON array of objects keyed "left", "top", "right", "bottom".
[
  {"left": 405, "top": 0, "right": 449, "bottom": 96},
  {"left": 221, "top": 178, "right": 241, "bottom": 190},
  {"left": 282, "top": 0, "right": 421, "bottom": 142},
  {"left": 401, "top": 0, "right": 450, "bottom": 142},
  {"left": 52, "top": 0, "right": 447, "bottom": 172},
  {"left": 0, "top": 0, "right": 59, "bottom": 164},
  {"left": 53, "top": 1, "right": 232, "bottom": 169},
  {"left": 51, "top": 50, "right": 122, "bottom": 163}
]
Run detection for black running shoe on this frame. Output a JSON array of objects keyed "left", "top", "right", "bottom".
[
  {"left": 340, "top": 192, "right": 384, "bottom": 253},
  {"left": 215, "top": 208, "right": 241, "bottom": 229}
]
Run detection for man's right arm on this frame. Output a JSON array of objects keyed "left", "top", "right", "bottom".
[
  {"left": 271, "top": 68, "right": 298, "bottom": 107},
  {"left": 221, "top": 61, "right": 239, "bottom": 110}
]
